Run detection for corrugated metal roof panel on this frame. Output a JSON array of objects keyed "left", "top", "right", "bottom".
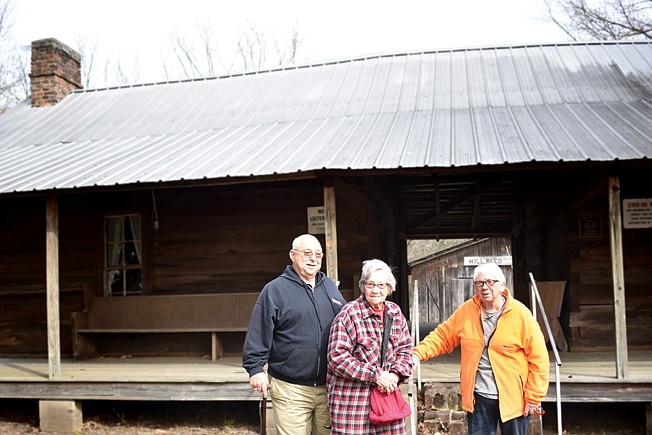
[{"left": 0, "top": 42, "right": 651, "bottom": 195}]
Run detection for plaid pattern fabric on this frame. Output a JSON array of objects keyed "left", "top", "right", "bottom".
[{"left": 327, "top": 297, "right": 413, "bottom": 434}]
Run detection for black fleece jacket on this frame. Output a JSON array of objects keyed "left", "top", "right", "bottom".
[{"left": 242, "top": 265, "right": 346, "bottom": 386}]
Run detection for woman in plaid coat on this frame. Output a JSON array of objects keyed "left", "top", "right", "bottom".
[{"left": 327, "top": 259, "right": 414, "bottom": 434}]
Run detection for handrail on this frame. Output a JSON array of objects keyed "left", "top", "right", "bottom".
[
  {"left": 528, "top": 272, "right": 563, "bottom": 435},
  {"left": 409, "top": 280, "right": 420, "bottom": 435}
]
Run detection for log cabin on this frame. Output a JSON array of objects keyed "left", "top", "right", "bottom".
[{"left": 0, "top": 38, "right": 651, "bottom": 431}]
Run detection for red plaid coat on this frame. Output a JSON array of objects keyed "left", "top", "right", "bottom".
[{"left": 327, "top": 296, "right": 413, "bottom": 434}]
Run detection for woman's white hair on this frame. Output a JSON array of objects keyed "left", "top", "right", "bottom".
[
  {"left": 358, "top": 259, "right": 397, "bottom": 294},
  {"left": 473, "top": 263, "right": 506, "bottom": 283}
]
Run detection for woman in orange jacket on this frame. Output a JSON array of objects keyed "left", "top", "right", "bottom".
[{"left": 412, "top": 263, "right": 549, "bottom": 435}]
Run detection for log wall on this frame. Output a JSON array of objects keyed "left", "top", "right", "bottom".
[
  {"left": 0, "top": 180, "right": 375, "bottom": 356},
  {"left": 523, "top": 170, "right": 652, "bottom": 351}
]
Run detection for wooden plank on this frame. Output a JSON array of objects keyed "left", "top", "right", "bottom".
[
  {"left": 78, "top": 328, "right": 246, "bottom": 333},
  {"left": 324, "top": 185, "right": 339, "bottom": 283},
  {"left": 0, "top": 381, "right": 261, "bottom": 401},
  {"left": 71, "top": 293, "right": 258, "bottom": 359},
  {"left": 46, "top": 193, "right": 61, "bottom": 379},
  {"left": 609, "top": 177, "right": 628, "bottom": 379}
]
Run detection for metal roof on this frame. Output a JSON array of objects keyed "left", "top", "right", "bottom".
[{"left": 0, "top": 41, "right": 651, "bottom": 195}]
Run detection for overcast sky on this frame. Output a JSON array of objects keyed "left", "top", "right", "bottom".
[{"left": 11, "top": 0, "right": 569, "bottom": 85}]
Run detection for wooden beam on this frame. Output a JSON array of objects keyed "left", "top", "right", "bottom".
[
  {"left": 330, "top": 177, "right": 378, "bottom": 214},
  {"left": 412, "top": 179, "right": 500, "bottom": 231},
  {"left": 324, "top": 186, "right": 339, "bottom": 284},
  {"left": 608, "top": 177, "right": 628, "bottom": 379},
  {"left": 46, "top": 193, "right": 61, "bottom": 379}
]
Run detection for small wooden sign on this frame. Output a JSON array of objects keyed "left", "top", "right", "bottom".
[
  {"left": 307, "top": 206, "right": 325, "bottom": 234},
  {"left": 579, "top": 211, "right": 602, "bottom": 238},
  {"left": 464, "top": 256, "right": 512, "bottom": 266}
]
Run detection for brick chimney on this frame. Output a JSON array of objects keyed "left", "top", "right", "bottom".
[{"left": 30, "top": 38, "right": 82, "bottom": 107}]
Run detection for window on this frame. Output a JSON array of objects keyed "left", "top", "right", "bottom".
[{"left": 105, "top": 214, "right": 143, "bottom": 296}]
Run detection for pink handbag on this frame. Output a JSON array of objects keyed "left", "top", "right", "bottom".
[{"left": 369, "top": 386, "right": 411, "bottom": 425}]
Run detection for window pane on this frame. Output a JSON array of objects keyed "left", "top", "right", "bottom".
[
  {"left": 125, "top": 269, "right": 143, "bottom": 294},
  {"left": 108, "top": 270, "right": 123, "bottom": 296},
  {"left": 125, "top": 241, "right": 140, "bottom": 265},
  {"left": 106, "top": 243, "right": 122, "bottom": 267}
]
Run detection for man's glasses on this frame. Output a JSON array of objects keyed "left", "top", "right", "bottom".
[
  {"left": 364, "top": 281, "right": 388, "bottom": 290},
  {"left": 473, "top": 279, "right": 500, "bottom": 288},
  {"left": 292, "top": 249, "right": 324, "bottom": 259}
]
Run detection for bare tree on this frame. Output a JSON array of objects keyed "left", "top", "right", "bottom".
[
  {"left": 76, "top": 35, "right": 100, "bottom": 89},
  {"left": 274, "top": 22, "right": 302, "bottom": 67},
  {"left": 545, "top": 0, "right": 652, "bottom": 40},
  {"left": 0, "top": 7, "right": 304, "bottom": 111},
  {"left": 0, "top": 0, "right": 29, "bottom": 113},
  {"left": 168, "top": 20, "right": 303, "bottom": 80}
]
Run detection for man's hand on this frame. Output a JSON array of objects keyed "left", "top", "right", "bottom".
[{"left": 249, "top": 372, "right": 270, "bottom": 398}]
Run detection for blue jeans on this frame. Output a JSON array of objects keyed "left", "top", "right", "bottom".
[{"left": 467, "top": 392, "right": 530, "bottom": 435}]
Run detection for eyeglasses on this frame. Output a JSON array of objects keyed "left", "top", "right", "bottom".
[
  {"left": 292, "top": 249, "right": 324, "bottom": 259},
  {"left": 473, "top": 279, "right": 500, "bottom": 288},
  {"left": 364, "top": 281, "right": 388, "bottom": 290}
]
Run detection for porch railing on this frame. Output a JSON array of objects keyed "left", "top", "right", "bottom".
[{"left": 529, "top": 272, "right": 563, "bottom": 435}]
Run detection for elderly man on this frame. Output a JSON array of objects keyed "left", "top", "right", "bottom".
[{"left": 243, "top": 234, "right": 346, "bottom": 435}]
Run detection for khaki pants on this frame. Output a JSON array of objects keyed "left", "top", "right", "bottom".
[{"left": 269, "top": 376, "right": 331, "bottom": 435}]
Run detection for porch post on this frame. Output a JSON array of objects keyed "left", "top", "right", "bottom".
[
  {"left": 324, "top": 186, "right": 339, "bottom": 284},
  {"left": 608, "top": 177, "right": 628, "bottom": 379},
  {"left": 46, "top": 193, "right": 61, "bottom": 379}
]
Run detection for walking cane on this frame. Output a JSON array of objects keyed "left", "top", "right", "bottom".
[{"left": 259, "top": 395, "right": 267, "bottom": 435}]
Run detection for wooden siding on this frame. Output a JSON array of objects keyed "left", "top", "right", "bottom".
[
  {"left": 0, "top": 179, "right": 379, "bottom": 357},
  {"left": 409, "top": 238, "right": 512, "bottom": 326},
  {"left": 523, "top": 169, "right": 652, "bottom": 351}
]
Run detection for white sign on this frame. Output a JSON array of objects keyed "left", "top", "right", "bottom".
[
  {"left": 307, "top": 206, "right": 325, "bottom": 234},
  {"left": 464, "top": 256, "right": 512, "bottom": 266},
  {"left": 623, "top": 198, "right": 652, "bottom": 229}
]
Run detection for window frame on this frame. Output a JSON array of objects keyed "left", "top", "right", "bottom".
[{"left": 104, "top": 213, "right": 144, "bottom": 297}]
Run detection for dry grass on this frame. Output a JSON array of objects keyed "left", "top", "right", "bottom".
[
  {"left": 1, "top": 399, "right": 647, "bottom": 434},
  {"left": 0, "top": 400, "right": 260, "bottom": 434}
]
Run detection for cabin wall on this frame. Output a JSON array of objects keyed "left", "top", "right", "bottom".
[
  {"left": 0, "top": 180, "right": 373, "bottom": 356},
  {"left": 523, "top": 169, "right": 652, "bottom": 351}
]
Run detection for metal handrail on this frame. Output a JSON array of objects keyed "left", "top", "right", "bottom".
[
  {"left": 409, "top": 280, "right": 420, "bottom": 435},
  {"left": 528, "top": 272, "right": 563, "bottom": 435}
]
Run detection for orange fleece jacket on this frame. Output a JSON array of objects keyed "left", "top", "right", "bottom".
[{"left": 412, "top": 288, "right": 549, "bottom": 422}]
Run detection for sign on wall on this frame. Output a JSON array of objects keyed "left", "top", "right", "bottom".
[
  {"left": 464, "top": 256, "right": 512, "bottom": 266},
  {"left": 307, "top": 206, "right": 325, "bottom": 234},
  {"left": 623, "top": 198, "right": 652, "bottom": 229},
  {"left": 579, "top": 211, "right": 602, "bottom": 238}
]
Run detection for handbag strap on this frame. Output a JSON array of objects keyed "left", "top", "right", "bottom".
[{"left": 379, "top": 310, "right": 393, "bottom": 368}]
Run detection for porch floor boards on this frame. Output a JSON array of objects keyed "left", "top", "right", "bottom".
[{"left": 0, "top": 350, "right": 650, "bottom": 402}]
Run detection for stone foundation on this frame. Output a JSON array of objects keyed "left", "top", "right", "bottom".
[{"left": 417, "top": 383, "right": 543, "bottom": 434}]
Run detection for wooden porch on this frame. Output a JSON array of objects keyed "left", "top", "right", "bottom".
[{"left": 1, "top": 350, "right": 651, "bottom": 403}]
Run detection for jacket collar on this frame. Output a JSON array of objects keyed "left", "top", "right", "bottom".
[{"left": 472, "top": 287, "right": 513, "bottom": 313}]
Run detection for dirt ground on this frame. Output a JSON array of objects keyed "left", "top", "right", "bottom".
[
  {"left": 0, "top": 399, "right": 647, "bottom": 434},
  {"left": 0, "top": 399, "right": 260, "bottom": 434}
]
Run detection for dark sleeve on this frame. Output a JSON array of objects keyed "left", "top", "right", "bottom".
[{"left": 242, "top": 290, "right": 275, "bottom": 377}]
